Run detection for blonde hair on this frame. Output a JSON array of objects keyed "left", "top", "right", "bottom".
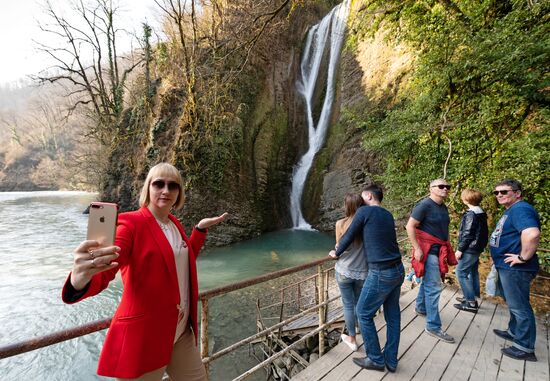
[
  {"left": 139, "top": 163, "right": 185, "bottom": 210},
  {"left": 461, "top": 188, "right": 483, "bottom": 206}
]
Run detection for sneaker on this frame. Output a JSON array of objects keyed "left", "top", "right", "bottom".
[
  {"left": 341, "top": 333, "right": 358, "bottom": 351},
  {"left": 453, "top": 301, "right": 478, "bottom": 313},
  {"left": 455, "top": 296, "right": 465, "bottom": 303},
  {"left": 493, "top": 329, "right": 514, "bottom": 341},
  {"left": 501, "top": 346, "right": 537, "bottom": 362},
  {"left": 425, "top": 328, "right": 455, "bottom": 343}
]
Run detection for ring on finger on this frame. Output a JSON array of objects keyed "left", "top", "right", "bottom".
[
  {"left": 91, "top": 258, "right": 96, "bottom": 267},
  {"left": 89, "top": 250, "right": 96, "bottom": 260}
]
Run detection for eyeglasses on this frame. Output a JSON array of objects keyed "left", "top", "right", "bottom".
[
  {"left": 431, "top": 184, "right": 451, "bottom": 190},
  {"left": 493, "top": 189, "right": 517, "bottom": 196},
  {"left": 151, "top": 180, "right": 180, "bottom": 191}
]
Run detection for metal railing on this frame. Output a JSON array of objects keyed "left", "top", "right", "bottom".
[
  {"left": 0, "top": 256, "right": 334, "bottom": 381},
  {"left": 199, "top": 257, "right": 336, "bottom": 378},
  {"left": 1, "top": 245, "right": 548, "bottom": 377}
]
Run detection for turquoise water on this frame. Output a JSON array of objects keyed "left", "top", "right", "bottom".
[
  {"left": 0, "top": 192, "right": 334, "bottom": 380},
  {"left": 199, "top": 229, "right": 334, "bottom": 289}
]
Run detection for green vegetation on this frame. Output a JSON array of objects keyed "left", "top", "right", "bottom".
[{"left": 350, "top": 1, "right": 549, "bottom": 267}]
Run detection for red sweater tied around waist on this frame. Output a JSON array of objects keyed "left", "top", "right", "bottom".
[{"left": 411, "top": 229, "right": 457, "bottom": 280}]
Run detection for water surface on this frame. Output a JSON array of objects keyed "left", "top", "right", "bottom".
[{"left": 0, "top": 192, "right": 334, "bottom": 380}]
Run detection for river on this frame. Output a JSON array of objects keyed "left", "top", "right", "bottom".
[{"left": 0, "top": 192, "right": 334, "bottom": 381}]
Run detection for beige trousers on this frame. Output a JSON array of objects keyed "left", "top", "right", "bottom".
[{"left": 117, "top": 329, "right": 207, "bottom": 381}]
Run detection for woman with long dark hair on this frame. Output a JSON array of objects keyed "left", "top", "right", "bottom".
[{"left": 333, "top": 193, "right": 367, "bottom": 351}]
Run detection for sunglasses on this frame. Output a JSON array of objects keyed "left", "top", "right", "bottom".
[
  {"left": 493, "top": 189, "right": 517, "bottom": 196},
  {"left": 431, "top": 184, "right": 451, "bottom": 190},
  {"left": 151, "top": 180, "right": 180, "bottom": 191}
]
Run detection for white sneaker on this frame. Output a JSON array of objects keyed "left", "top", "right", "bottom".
[{"left": 341, "top": 333, "right": 358, "bottom": 351}]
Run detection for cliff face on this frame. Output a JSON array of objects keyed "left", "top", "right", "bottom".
[
  {"left": 101, "top": 4, "right": 330, "bottom": 245},
  {"left": 101, "top": 2, "right": 412, "bottom": 244},
  {"left": 304, "top": 26, "right": 413, "bottom": 231}
]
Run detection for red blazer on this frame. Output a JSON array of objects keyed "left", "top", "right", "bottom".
[
  {"left": 62, "top": 207, "right": 206, "bottom": 378},
  {"left": 411, "top": 229, "right": 457, "bottom": 280}
]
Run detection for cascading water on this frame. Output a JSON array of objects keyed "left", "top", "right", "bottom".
[{"left": 290, "top": 0, "right": 351, "bottom": 229}]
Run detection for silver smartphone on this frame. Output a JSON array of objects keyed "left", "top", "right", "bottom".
[{"left": 86, "top": 202, "right": 118, "bottom": 247}]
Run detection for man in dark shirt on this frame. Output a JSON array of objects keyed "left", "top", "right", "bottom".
[
  {"left": 330, "top": 184, "right": 404, "bottom": 372},
  {"left": 406, "top": 178, "right": 455, "bottom": 343}
]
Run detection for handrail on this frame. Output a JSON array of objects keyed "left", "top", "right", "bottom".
[
  {"left": 199, "top": 257, "right": 331, "bottom": 300},
  {"left": 203, "top": 294, "right": 341, "bottom": 364},
  {"left": 198, "top": 257, "right": 332, "bottom": 369},
  {"left": 0, "top": 319, "right": 111, "bottom": 359},
  {"left": 2, "top": 244, "right": 548, "bottom": 371},
  {"left": 0, "top": 256, "right": 332, "bottom": 360}
]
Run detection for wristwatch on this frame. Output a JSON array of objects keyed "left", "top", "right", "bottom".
[{"left": 517, "top": 254, "right": 527, "bottom": 263}]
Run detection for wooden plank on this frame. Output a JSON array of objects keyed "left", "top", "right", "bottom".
[
  {"left": 495, "top": 304, "right": 526, "bottom": 381},
  {"left": 321, "top": 288, "right": 421, "bottom": 381},
  {"left": 284, "top": 306, "right": 344, "bottom": 331},
  {"left": 440, "top": 300, "right": 497, "bottom": 381},
  {"left": 470, "top": 303, "right": 508, "bottom": 381},
  {"left": 321, "top": 286, "right": 433, "bottom": 381},
  {"left": 291, "top": 287, "right": 418, "bottom": 381},
  {"left": 412, "top": 298, "right": 486, "bottom": 381},
  {"left": 524, "top": 318, "right": 549, "bottom": 381},
  {"left": 290, "top": 331, "right": 367, "bottom": 381},
  {"left": 293, "top": 290, "right": 549, "bottom": 381},
  {"left": 381, "top": 287, "right": 459, "bottom": 381}
]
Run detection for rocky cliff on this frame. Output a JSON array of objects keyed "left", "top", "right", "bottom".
[
  {"left": 100, "top": 1, "right": 413, "bottom": 244},
  {"left": 304, "top": 24, "right": 413, "bottom": 231}
]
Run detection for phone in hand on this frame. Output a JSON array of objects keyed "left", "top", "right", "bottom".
[{"left": 87, "top": 202, "right": 118, "bottom": 247}]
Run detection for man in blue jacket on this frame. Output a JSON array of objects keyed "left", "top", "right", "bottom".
[
  {"left": 490, "top": 179, "right": 541, "bottom": 362},
  {"left": 330, "top": 184, "right": 404, "bottom": 372}
]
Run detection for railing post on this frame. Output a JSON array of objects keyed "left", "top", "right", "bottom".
[
  {"left": 317, "top": 264, "right": 326, "bottom": 356},
  {"left": 278, "top": 289, "right": 285, "bottom": 338},
  {"left": 200, "top": 297, "right": 209, "bottom": 374}
]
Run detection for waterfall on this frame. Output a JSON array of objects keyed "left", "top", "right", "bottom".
[{"left": 289, "top": 0, "right": 351, "bottom": 229}]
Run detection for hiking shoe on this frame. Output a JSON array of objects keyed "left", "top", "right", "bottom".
[
  {"left": 501, "top": 346, "right": 537, "bottom": 362},
  {"left": 425, "top": 328, "right": 455, "bottom": 343},
  {"left": 493, "top": 329, "right": 514, "bottom": 341},
  {"left": 453, "top": 301, "right": 478, "bottom": 313}
]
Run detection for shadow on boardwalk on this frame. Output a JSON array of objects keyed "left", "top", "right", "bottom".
[{"left": 292, "top": 286, "right": 549, "bottom": 381}]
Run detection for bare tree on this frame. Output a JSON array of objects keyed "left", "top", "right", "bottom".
[{"left": 34, "top": 0, "right": 142, "bottom": 144}]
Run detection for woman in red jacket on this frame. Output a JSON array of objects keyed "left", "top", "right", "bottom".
[{"left": 62, "top": 162, "right": 227, "bottom": 380}]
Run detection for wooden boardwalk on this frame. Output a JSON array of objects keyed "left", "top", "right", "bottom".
[{"left": 292, "top": 286, "right": 549, "bottom": 381}]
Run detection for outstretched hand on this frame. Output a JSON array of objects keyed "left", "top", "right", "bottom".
[{"left": 197, "top": 212, "right": 229, "bottom": 230}]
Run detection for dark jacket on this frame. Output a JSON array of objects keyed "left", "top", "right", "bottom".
[{"left": 457, "top": 209, "right": 489, "bottom": 254}]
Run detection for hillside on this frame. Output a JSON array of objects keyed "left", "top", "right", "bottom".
[{"left": 2, "top": 0, "right": 547, "bottom": 263}]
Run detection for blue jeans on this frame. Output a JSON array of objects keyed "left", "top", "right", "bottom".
[
  {"left": 356, "top": 262, "right": 404, "bottom": 369},
  {"left": 497, "top": 268, "right": 537, "bottom": 352},
  {"left": 336, "top": 272, "right": 364, "bottom": 337},
  {"left": 455, "top": 253, "right": 480, "bottom": 301},
  {"left": 416, "top": 255, "right": 442, "bottom": 331}
]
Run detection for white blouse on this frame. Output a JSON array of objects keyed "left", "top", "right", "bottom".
[{"left": 157, "top": 219, "right": 190, "bottom": 343}]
